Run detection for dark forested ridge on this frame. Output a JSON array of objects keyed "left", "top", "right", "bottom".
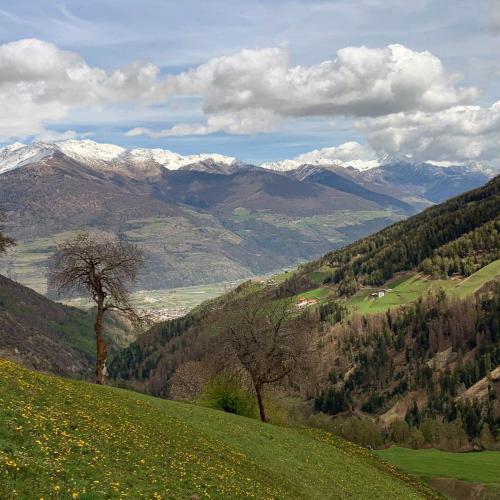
[
  {"left": 0, "top": 273, "right": 131, "bottom": 376},
  {"left": 301, "top": 175, "right": 500, "bottom": 294}
]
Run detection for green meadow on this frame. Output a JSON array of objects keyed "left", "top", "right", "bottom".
[
  {"left": 0, "top": 359, "right": 438, "bottom": 499},
  {"left": 376, "top": 447, "right": 500, "bottom": 494}
]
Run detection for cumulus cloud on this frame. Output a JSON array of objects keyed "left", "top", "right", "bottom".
[
  {"left": 33, "top": 129, "right": 94, "bottom": 142},
  {"left": 295, "top": 141, "right": 376, "bottom": 164},
  {"left": 126, "top": 109, "right": 281, "bottom": 137},
  {"left": 132, "top": 44, "right": 477, "bottom": 137},
  {"left": 0, "top": 38, "right": 162, "bottom": 139},
  {"left": 357, "top": 102, "right": 500, "bottom": 163},
  {"left": 3, "top": 37, "right": 497, "bottom": 166}
]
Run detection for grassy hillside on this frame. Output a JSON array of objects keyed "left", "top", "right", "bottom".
[
  {"left": 375, "top": 448, "right": 500, "bottom": 497},
  {"left": 0, "top": 359, "right": 438, "bottom": 499}
]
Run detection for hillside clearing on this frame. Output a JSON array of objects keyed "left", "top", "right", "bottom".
[
  {"left": 347, "top": 260, "right": 500, "bottom": 314},
  {"left": 0, "top": 359, "right": 438, "bottom": 499}
]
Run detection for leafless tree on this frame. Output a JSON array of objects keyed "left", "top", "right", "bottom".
[
  {"left": 214, "top": 293, "right": 311, "bottom": 422},
  {"left": 48, "top": 232, "right": 143, "bottom": 384},
  {"left": 0, "top": 212, "right": 15, "bottom": 254}
]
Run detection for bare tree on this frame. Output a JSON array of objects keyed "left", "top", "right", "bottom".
[
  {"left": 215, "top": 294, "right": 311, "bottom": 422},
  {"left": 49, "top": 232, "right": 143, "bottom": 384},
  {"left": 0, "top": 212, "right": 15, "bottom": 254}
]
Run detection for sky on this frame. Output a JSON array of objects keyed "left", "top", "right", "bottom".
[{"left": 0, "top": 0, "right": 499, "bottom": 164}]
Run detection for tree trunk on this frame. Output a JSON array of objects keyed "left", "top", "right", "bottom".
[
  {"left": 255, "top": 385, "right": 267, "bottom": 423},
  {"left": 94, "top": 302, "right": 108, "bottom": 385}
]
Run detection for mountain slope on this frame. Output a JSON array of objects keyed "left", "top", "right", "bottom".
[
  {"left": 1, "top": 139, "right": 494, "bottom": 294},
  {"left": 362, "top": 162, "right": 494, "bottom": 205},
  {"left": 0, "top": 359, "right": 437, "bottom": 499},
  {"left": 302, "top": 174, "right": 500, "bottom": 293},
  {"left": 288, "top": 164, "right": 414, "bottom": 213},
  {"left": 0, "top": 273, "right": 130, "bottom": 376},
  {"left": 0, "top": 145, "right": 406, "bottom": 293},
  {"left": 109, "top": 176, "right": 500, "bottom": 449}
]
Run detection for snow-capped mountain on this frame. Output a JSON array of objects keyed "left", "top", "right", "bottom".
[
  {"left": 0, "top": 142, "right": 59, "bottom": 174},
  {"left": 261, "top": 151, "right": 497, "bottom": 176},
  {"left": 0, "top": 140, "right": 242, "bottom": 175},
  {"left": 261, "top": 156, "right": 380, "bottom": 172}
]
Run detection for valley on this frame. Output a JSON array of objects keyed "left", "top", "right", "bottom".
[
  {"left": 2, "top": 4, "right": 500, "bottom": 498},
  {"left": 63, "top": 281, "right": 241, "bottom": 322},
  {"left": 0, "top": 140, "right": 493, "bottom": 294}
]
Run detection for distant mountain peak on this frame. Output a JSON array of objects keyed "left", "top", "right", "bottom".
[{"left": 0, "top": 139, "right": 242, "bottom": 175}]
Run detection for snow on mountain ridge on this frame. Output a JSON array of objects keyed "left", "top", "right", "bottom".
[
  {"left": 0, "top": 142, "right": 57, "bottom": 174},
  {"left": 0, "top": 140, "right": 240, "bottom": 174},
  {"left": 261, "top": 157, "right": 379, "bottom": 172},
  {"left": 1, "top": 139, "right": 497, "bottom": 177},
  {"left": 58, "top": 140, "right": 126, "bottom": 167}
]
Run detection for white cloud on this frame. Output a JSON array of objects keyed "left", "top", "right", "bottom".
[
  {"left": 33, "top": 129, "right": 94, "bottom": 142},
  {"left": 3, "top": 37, "right": 498, "bottom": 166},
  {"left": 1, "top": 38, "right": 474, "bottom": 140},
  {"left": 357, "top": 101, "right": 500, "bottom": 163},
  {"left": 126, "top": 109, "right": 281, "bottom": 137},
  {"left": 295, "top": 141, "right": 376, "bottom": 164},
  {"left": 130, "top": 44, "right": 477, "bottom": 137},
  {"left": 0, "top": 38, "right": 162, "bottom": 140}
]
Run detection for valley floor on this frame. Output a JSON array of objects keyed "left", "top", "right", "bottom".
[{"left": 0, "top": 359, "right": 437, "bottom": 499}]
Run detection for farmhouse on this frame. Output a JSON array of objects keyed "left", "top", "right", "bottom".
[{"left": 297, "top": 297, "right": 319, "bottom": 308}]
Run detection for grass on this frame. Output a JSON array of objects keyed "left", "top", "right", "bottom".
[
  {"left": 0, "top": 359, "right": 438, "bottom": 499},
  {"left": 348, "top": 260, "right": 500, "bottom": 314},
  {"left": 297, "top": 287, "right": 332, "bottom": 301},
  {"left": 375, "top": 447, "right": 500, "bottom": 487}
]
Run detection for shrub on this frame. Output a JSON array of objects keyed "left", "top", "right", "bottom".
[{"left": 198, "top": 374, "right": 257, "bottom": 418}]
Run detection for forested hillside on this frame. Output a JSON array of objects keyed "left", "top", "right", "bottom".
[
  {"left": 300, "top": 174, "right": 499, "bottom": 295},
  {"left": 109, "top": 176, "right": 500, "bottom": 451},
  {"left": 0, "top": 273, "right": 132, "bottom": 376},
  {"left": 314, "top": 281, "right": 500, "bottom": 447}
]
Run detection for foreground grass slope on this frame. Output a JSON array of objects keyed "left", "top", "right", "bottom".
[{"left": 0, "top": 360, "right": 437, "bottom": 499}]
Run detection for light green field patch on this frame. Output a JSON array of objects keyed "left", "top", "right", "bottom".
[
  {"left": 376, "top": 447, "right": 500, "bottom": 486},
  {"left": 441, "top": 260, "right": 500, "bottom": 298},
  {"left": 308, "top": 265, "right": 334, "bottom": 285},
  {"left": 348, "top": 260, "right": 500, "bottom": 314},
  {"left": 297, "top": 287, "right": 332, "bottom": 301}
]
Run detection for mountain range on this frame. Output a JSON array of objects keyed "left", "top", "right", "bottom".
[{"left": 0, "top": 140, "right": 495, "bottom": 294}]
